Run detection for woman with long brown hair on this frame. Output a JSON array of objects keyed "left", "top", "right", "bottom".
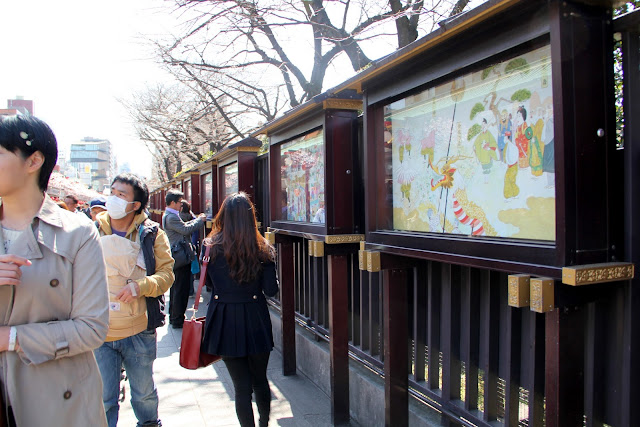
[{"left": 202, "top": 192, "right": 278, "bottom": 427}]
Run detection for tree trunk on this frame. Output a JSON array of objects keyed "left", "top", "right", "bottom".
[{"left": 450, "top": 0, "right": 471, "bottom": 17}]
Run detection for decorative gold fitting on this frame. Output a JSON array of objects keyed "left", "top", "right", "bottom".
[
  {"left": 265, "top": 231, "right": 275, "bottom": 245},
  {"left": 360, "top": 241, "right": 366, "bottom": 251},
  {"left": 562, "top": 262, "right": 634, "bottom": 286},
  {"left": 366, "top": 251, "right": 381, "bottom": 272},
  {"left": 530, "top": 277, "right": 554, "bottom": 313},
  {"left": 358, "top": 250, "right": 369, "bottom": 271},
  {"left": 308, "top": 240, "right": 315, "bottom": 257},
  {"left": 324, "top": 234, "right": 365, "bottom": 244},
  {"left": 508, "top": 274, "right": 530, "bottom": 308},
  {"left": 322, "top": 99, "right": 363, "bottom": 111},
  {"left": 312, "top": 241, "right": 324, "bottom": 257}
]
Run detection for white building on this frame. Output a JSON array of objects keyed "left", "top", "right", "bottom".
[{"left": 69, "top": 137, "right": 117, "bottom": 192}]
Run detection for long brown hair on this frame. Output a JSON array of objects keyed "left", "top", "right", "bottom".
[{"left": 205, "top": 192, "right": 275, "bottom": 283}]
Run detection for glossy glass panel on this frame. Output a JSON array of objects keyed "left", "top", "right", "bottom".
[
  {"left": 223, "top": 163, "right": 239, "bottom": 196},
  {"left": 280, "top": 129, "right": 325, "bottom": 223},
  {"left": 384, "top": 45, "right": 555, "bottom": 241},
  {"left": 203, "top": 173, "right": 213, "bottom": 218},
  {"left": 184, "top": 179, "right": 191, "bottom": 203}
]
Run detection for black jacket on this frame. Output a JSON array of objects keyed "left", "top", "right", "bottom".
[{"left": 202, "top": 254, "right": 279, "bottom": 357}]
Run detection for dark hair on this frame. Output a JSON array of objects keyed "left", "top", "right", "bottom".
[
  {"left": 166, "top": 188, "right": 183, "bottom": 206},
  {"left": 206, "top": 192, "right": 275, "bottom": 283},
  {"left": 518, "top": 105, "right": 527, "bottom": 121},
  {"left": 111, "top": 173, "right": 148, "bottom": 214},
  {"left": 65, "top": 194, "right": 78, "bottom": 203},
  {"left": 0, "top": 115, "right": 58, "bottom": 191},
  {"left": 180, "top": 200, "right": 191, "bottom": 214}
]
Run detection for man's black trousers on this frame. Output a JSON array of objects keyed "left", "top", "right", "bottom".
[{"left": 169, "top": 264, "right": 191, "bottom": 327}]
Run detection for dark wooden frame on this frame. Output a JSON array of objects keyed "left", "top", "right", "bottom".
[
  {"left": 199, "top": 165, "right": 217, "bottom": 220},
  {"left": 213, "top": 136, "right": 261, "bottom": 210},
  {"left": 269, "top": 109, "right": 361, "bottom": 238},
  {"left": 362, "top": 0, "right": 615, "bottom": 279}
]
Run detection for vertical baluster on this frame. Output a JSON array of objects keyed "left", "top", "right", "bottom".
[
  {"left": 361, "top": 270, "right": 371, "bottom": 352},
  {"left": 427, "top": 261, "right": 441, "bottom": 391},
  {"left": 371, "top": 271, "right": 382, "bottom": 357},
  {"left": 480, "top": 270, "right": 499, "bottom": 422},
  {"left": 312, "top": 249, "right": 322, "bottom": 330},
  {"left": 328, "top": 253, "right": 350, "bottom": 424},
  {"left": 413, "top": 262, "right": 428, "bottom": 382},
  {"left": 279, "top": 240, "right": 296, "bottom": 376},
  {"left": 383, "top": 268, "right": 409, "bottom": 427},
  {"left": 461, "top": 267, "right": 479, "bottom": 412},
  {"left": 500, "top": 272, "right": 521, "bottom": 426},
  {"left": 323, "top": 256, "right": 329, "bottom": 329},
  {"left": 442, "top": 264, "right": 461, "bottom": 404},
  {"left": 304, "top": 240, "right": 311, "bottom": 318},
  {"left": 521, "top": 310, "right": 544, "bottom": 426},
  {"left": 351, "top": 254, "right": 361, "bottom": 346}
]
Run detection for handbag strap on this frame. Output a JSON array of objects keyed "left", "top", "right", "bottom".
[{"left": 191, "top": 244, "right": 212, "bottom": 315}]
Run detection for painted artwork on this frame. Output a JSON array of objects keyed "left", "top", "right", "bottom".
[
  {"left": 280, "top": 129, "right": 325, "bottom": 223},
  {"left": 385, "top": 45, "right": 555, "bottom": 241},
  {"left": 184, "top": 180, "right": 191, "bottom": 203},
  {"left": 223, "top": 163, "right": 239, "bottom": 196},
  {"left": 203, "top": 173, "right": 213, "bottom": 218}
]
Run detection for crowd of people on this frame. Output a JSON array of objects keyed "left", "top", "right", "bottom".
[{"left": 0, "top": 115, "right": 278, "bottom": 427}]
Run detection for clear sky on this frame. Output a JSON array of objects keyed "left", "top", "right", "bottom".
[
  {"left": 0, "top": 0, "right": 177, "bottom": 178},
  {"left": 1, "top": 0, "right": 487, "bottom": 179}
]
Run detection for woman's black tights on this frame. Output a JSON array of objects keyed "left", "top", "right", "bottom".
[{"left": 223, "top": 352, "right": 271, "bottom": 427}]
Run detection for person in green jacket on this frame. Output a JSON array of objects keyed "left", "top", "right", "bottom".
[{"left": 473, "top": 118, "right": 499, "bottom": 183}]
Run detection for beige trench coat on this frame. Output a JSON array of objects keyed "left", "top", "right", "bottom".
[{"left": 0, "top": 196, "right": 109, "bottom": 426}]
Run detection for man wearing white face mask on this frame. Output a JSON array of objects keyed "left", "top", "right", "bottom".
[{"left": 94, "top": 173, "right": 175, "bottom": 427}]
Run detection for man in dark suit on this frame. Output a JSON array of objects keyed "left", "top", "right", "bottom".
[{"left": 162, "top": 189, "right": 206, "bottom": 328}]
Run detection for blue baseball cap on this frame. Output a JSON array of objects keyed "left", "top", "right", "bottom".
[{"left": 90, "top": 198, "right": 107, "bottom": 209}]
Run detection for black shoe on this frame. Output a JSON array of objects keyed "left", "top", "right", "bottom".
[{"left": 170, "top": 323, "right": 183, "bottom": 329}]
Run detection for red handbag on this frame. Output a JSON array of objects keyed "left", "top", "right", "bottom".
[{"left": 179, "top": 245, "right": 222, "bottom": 369}]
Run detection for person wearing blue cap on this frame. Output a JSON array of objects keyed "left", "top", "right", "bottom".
[{"left": 90, "top": 197, "right": 107, "bottom": 221}]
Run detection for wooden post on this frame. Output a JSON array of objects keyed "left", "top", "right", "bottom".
[
  {"left": 545, "top": 307, "right": 584, "bottom": 427},
  {"left": 383, "top": 268, "right": 409, "bottom": 427},
  {"left": 328, "top": 253, "right": 350, "bottom": 424},
  {"left": 279, "top": 240, "right": 296, "bottom": 376}
]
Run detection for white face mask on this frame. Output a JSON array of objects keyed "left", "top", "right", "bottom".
[{"left": 106, "top": 195, "right": 136, "bottom": 220}]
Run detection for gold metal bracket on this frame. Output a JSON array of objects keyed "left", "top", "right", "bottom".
[
  {"left": 265, "top": 231, "right": 275, "bottom": 245},
  {"left": 322, "top": 99, "right": 363, "bottom": 111},
  {"left": 508, "top": 274, "right": 530, "bottom": 308},
  {"left": 309, "top": 240, "right": 324, "bottom": 257},
  {"left": 530, "top": 278, "right": 554, "bottom": 313},
  {"left": 358, "top": 250, "right": 369, "bottom": 271},
  {"left": 324, "top": 234, "right": 365, "bottom": 244},
  {"left": 366, "top": 251, "right": 381, "bottom": 272},
  {"left": 562, "top": 262, "right": 634, "bottom": 286}
]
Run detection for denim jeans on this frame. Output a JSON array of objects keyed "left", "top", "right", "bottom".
[{"left": 95, "top": 330, "right": 160, "bottom": 427}]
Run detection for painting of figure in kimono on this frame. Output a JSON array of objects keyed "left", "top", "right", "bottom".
[
  {"left": 386, "top": 44, "right": 555, "bottom": 241},
  {"left": 280, "top": 129, "right": 326, "bottom": 223}
]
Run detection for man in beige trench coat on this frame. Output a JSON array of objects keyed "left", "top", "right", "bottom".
[{"left": 0, "top": 115, "right": 109, "bottom": 426}]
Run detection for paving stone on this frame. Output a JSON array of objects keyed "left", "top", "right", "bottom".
[{"left": 114, "top": 290, "right": 344, "bottom": 426}]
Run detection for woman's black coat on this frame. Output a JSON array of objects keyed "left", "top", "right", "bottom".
[{"left": 202, "top": 254, "right": 279, "bottom": 357}]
